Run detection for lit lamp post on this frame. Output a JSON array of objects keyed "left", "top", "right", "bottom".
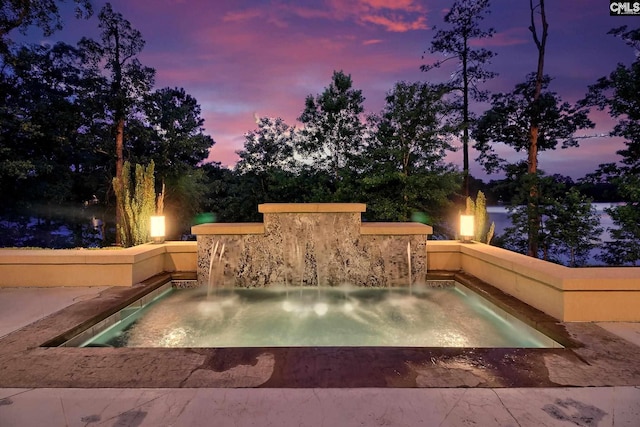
[
  {"left": 460, "top": 214, "right": 475, "bottom": 243},
  {"left": 150, "top": 215, "right": 166, "bottom": 244}
]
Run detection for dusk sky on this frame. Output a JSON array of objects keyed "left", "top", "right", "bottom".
[{"left": 23, "top": 0, "right": 639, "bottom": 181}]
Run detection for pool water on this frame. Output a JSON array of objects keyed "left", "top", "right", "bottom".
[{"left": 79, "top": 284, "right": 561, "bottom": 348}]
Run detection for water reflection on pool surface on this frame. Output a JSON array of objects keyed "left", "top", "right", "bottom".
[{"left": 80, "top": 284, "right": 561, "bottom": 348}]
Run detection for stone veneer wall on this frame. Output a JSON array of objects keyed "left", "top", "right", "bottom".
[{"left": 191, "top": 203, "right": 432, "bottom": 288}]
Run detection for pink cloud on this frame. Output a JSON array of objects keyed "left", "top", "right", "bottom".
[
  {"left": 361, "top": 14, "right": 427, "bottom": 32},
  {"left": 93, "top": 0, "right": 628, "bottom": 181},
  {"left": 288, "top": 6, "right": 333, "bottom": 20},
  {"left": 470, "top": 27, "right": 529, "bottom": 48},
  {"left": 359, "top": 0, "right": 425, "bottom": 13},
  {"left": 288, "top": 0, "right": 429, "bottom": 32},
  {"left": 222, "top": 9, "right": 262, "bottom": 23}
]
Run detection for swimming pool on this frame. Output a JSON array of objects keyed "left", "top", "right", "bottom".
[{"left": 74, "top": 283, "right": 561, "bottom": 348}]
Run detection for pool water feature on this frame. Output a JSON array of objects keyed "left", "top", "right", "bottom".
[
  {"left": 192, "top": 203, "right": 432, "bottom": 289},
  {"left": 78, "top": 283, "right": 561, "bottom": 348}
]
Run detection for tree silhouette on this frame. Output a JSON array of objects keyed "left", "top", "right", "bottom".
[
  {"left": 297, "top": 70, "right": 366, "bottom": 200},
  {"left": 582, "top": 25, "right": 640, "bottom": 265},
  {"left": 0, "top": 0, "right": 92, "bottom": 56},
  {"left": 421, "top": 0, "right": 497, "bottom": 197},
  {"left": 78, "top": 3, "right": 155, "bottom": 244}
]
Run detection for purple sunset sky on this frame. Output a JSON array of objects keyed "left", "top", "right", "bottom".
[{"left": 23, "top": 0, "right": 637, "bottom": 181}]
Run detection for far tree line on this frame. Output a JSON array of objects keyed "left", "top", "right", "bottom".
[{"left": 0, "top": 1, "right": 638, "bottom": 267}]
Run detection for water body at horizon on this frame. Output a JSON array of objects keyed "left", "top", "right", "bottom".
[{"left": 487, "top": 202, "right": 623, "bottom": 265}]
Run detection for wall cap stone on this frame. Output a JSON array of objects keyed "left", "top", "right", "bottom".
[
  {"left": 191, "top": 223, "right": 265, "bottom": 235},
  {"left": 360, "top": 222, "right": 433, "bottom": 235},
  {"left": 258, "top": 203, "right": 366, "bottom": 213}
]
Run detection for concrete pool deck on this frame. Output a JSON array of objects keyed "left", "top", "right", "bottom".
[{"left": 0, "top": 286, "right": 639, "bottom": 426}]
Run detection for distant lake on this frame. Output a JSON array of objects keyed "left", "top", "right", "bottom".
[{"left": 487, "top": 203, "right": 623, "bottom": 265}]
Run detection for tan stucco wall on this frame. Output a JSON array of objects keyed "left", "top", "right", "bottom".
[
  {"left": 1, "top": 239, "right": 638, "bottom": 322},
  {"left": 0, "top": 242, "right": 196, "bottom": 287},
  {"left": 163, "top": 241, "right": 198, "bottom": 272},
  {"left": 427, "top": 241, "right": 640, "bottom": 322}
]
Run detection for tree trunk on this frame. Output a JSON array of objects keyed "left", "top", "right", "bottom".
[
  {"left": 462, "top": 38, "right": 470, "bottom": 198},
  {"left": 570, "top": 247, "right": 575, "bottom": 267},
  {"left": 527, "top": 125, "right": 539, "bottom": 258},
  {"left": 527, "top": 0, "right": 548, "bottom": 258},
  {"left": 112, "top": 23, "right": 124, "bottom": 246},
  {"left": 114, "top": 117, "right": 124, "bottom": 245}
]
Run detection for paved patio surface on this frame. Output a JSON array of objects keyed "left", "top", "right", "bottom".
[
  {"left": 0, "top": 286, "right": 109, "bottom": 338},
  {"left": 0, "top": 285, "right": 639, "bottom": 426},
  {"left": 2, "top": 386, "right": 639, "bottom": 427}
]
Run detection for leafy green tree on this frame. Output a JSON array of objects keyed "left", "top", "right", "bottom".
[
  {"left": 234, "top": 116, "right": 302, "bottom": 210},
  {"left": 474, "top": 75, "right": 593, "bottom": 172},
  {"left": 112, "top": 161, "right": 156, "bottom": 247},
  {"left": 298, "top": 70, "right": 366, "bottom": 200},
  {"left": 581, "top": 26, "right": 640, "bottom": 266},
  {"left": 199, "top": 162, "right": 246, "bottom": 222},
  {"left": 421, "top": 0, "right": 497, "bottom": 196},
  {"left": 545, "top": 187, "right": 602, "bottom": 267},
  {"left": 0, "top": 44, "right": 47, "bottom": 202},
  {"left": 523, "top": 0, "right": 548, "bottom": 259},
  {"left": 136, "top": 87, "right": 214, "bottom": 238},
  {"left": 473, "top": 74, "right": 594, "bottom": 257},
  {"left": 363, "top": 81, "right": 461, "bottom": 231},
  {"left": 0, "top": 4, "right": 216, "bottom": 246},
  {"left": 0, "top": 41, "right": 108, "bottom": 247},
  {"left": 140, "top": 87, "right": 214, "bottom": 181},
  {"left": 465, "top": 190, "right": 494, "bottom": 243},
  {"left": 600, "top": 202, "right": 640, "bottom": 266},
  {"left": 577, "top": 166, "right": 620, "bottom": 203},
  {"left": 78, "top": 3, "right": 155, "bottom": 244},
  {"left": 497, "top": 172, "right": 602, "bottom": 266},
  {"left": 236, "top": 116, "right": 297, "bottom": 176},
  {"left": 161, "top": 168, "right": 210, "bottom": 239},
  {"left": 0, "top": 0, "right": 92, "bottom": 56},
  {"left": 498, "top": 169, "right": 554, "bottom": 258}
]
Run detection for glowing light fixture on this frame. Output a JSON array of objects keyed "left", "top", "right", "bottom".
[
  {"left": 150, "top": 215, "right": 166, "bottom": 243},
  {"left": 460, "top": 215, "right": 475, "bottom": 243}
]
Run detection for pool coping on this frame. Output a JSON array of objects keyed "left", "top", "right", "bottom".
[{"left": 0, "top": 272, "right": 639, "bottom": 389}]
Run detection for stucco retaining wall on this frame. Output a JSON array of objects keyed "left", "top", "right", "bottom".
[
  {"left": 0, "top": 236, "right": 638, "bottom": 322},
  {"left": 427, "top": 241, "right": 640, "bottom": 322},
  {"left": 0, "top": 241, "right": 196, "bottom": 287}
]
